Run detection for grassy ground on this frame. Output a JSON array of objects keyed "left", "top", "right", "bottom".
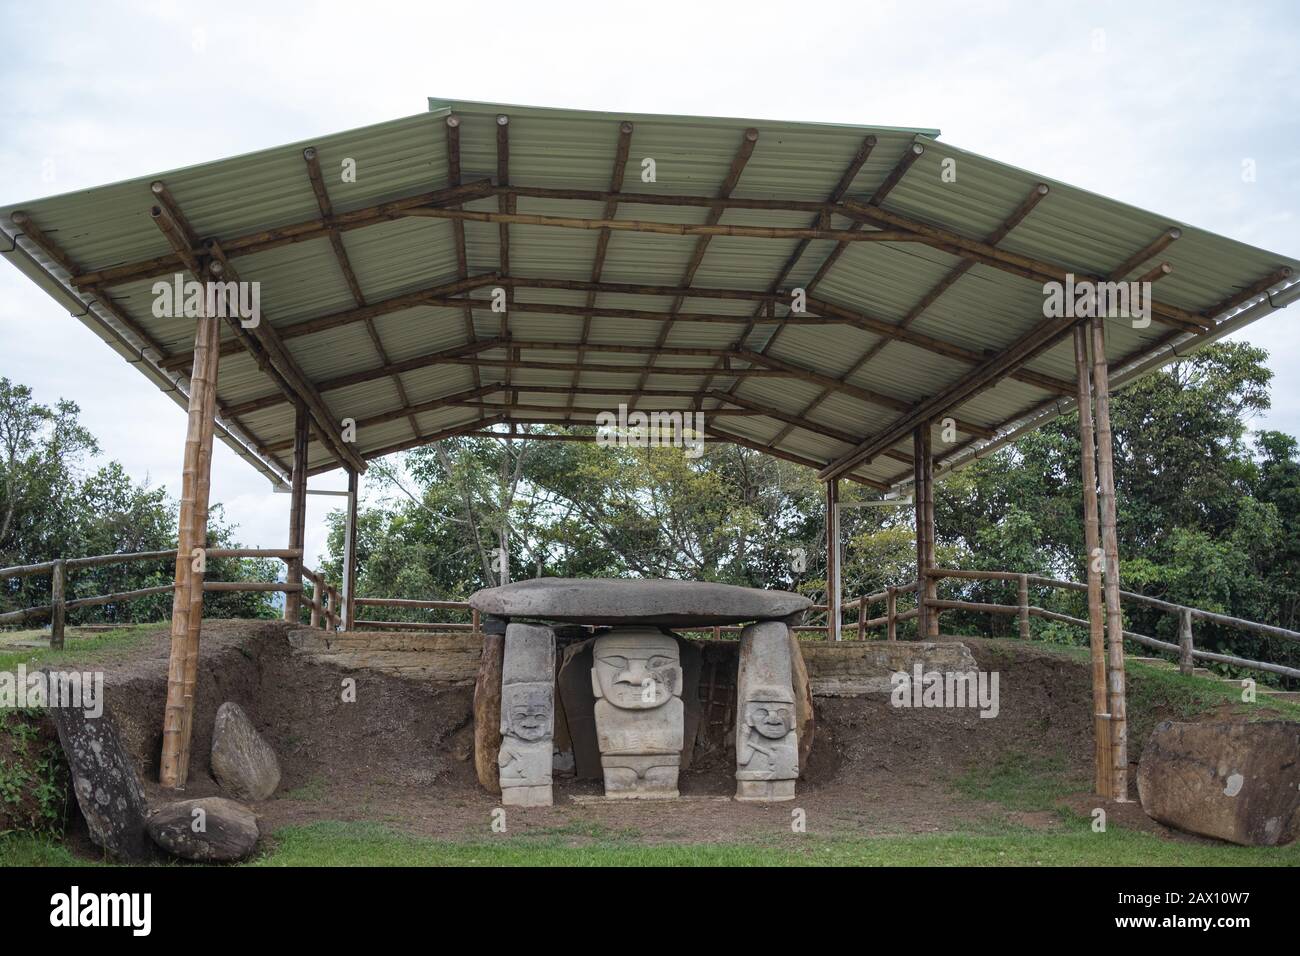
[
  {"left": 2, "top": 630, "right": 1297, "bottom": 867},
  {"left": 4, "top": 818, "right": 1298, "bottom": 867},
  {"left": 0, "top": 624, "right": 157, "bottom": 673}
]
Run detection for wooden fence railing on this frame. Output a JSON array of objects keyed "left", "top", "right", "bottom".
[
  {"left": 0, "top": 548, "right": 333, "bottom": 647},
  {"left": 6, "top": 550, "right": 1297, "bottom": 681}
]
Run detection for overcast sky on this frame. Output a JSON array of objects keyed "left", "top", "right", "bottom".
[{"left": 1, "top": 0, "right": 1296, "bottom": 569}]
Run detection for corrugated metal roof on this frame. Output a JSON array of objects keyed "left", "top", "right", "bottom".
[{"left": 1, "top": 97, "right": 1295, "bottom": 489}]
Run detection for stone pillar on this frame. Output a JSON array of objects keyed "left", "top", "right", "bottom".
[
  {"left": 735, "top": 621, "right": 799, "bottom": 802},
  {"left": 498, "top": 622, "right": 556, "bottom": 807},
  {"left": 591, "top": 627, "right": 685, "bottom": 798}
]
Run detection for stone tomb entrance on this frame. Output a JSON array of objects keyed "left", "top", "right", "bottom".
[{"left": 469, "top": 578, "right": 814, "bottom": 805}]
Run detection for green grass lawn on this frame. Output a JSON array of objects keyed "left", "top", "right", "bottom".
[
  {"left": 0, "top": 624, "right": 157, "bottom": 673},
  {"left": 4, "top": 818, "right": 1298, "bottom": 867}
]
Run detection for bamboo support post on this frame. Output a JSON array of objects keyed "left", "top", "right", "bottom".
[
  {"left": 49, "top": 559, "right": 66, "bottom": 649},
  {"left": 1074, "top": 324, "right": 1112, "bottom": 799},
  {"left": 1179, "top": 608, "right": 1194, "bottom": 676},
  {"left": 284, "top": 403, "right": 309, "bottom": 623},
  {"left": 1090, "top": 315, "right": 1129, "bottom": 801},
  {"left": 826, "top": 478, "right": 841, "bottom": 641},
  {"left": 1017, "top": 573, "right": 1030, "bottom": 640},
  {"left": 160, "top": 312, "right": 221, "bottom": 790},
  {"left": 341, "top": 468, "right": 359, "bottom": 631}
]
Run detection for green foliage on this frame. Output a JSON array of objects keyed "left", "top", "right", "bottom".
[
  {"left": 0, "top": 709, "right": 68, "bottom": 836},
  {"left": 0, "top": 378, "right": 279, "bottom": 624}
]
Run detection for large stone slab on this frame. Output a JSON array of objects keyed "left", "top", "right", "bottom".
[
  {"left": 210, "top": 702, "right": 281, "bottom": 801},
  {"left": 49, "top": 700, "right": 153, "bottom": 861},
  {"left": 147, "top": 797, "right": 260, "bottom": 862},
  {"left": 470, "top": 577, "right": 811, "bottom": 627},
  {"left": 801, "top": 641, "right": 978, "bottom": 697},
  {"left": 1137, "top": 720, "right": 1300, "bottom": 846}
]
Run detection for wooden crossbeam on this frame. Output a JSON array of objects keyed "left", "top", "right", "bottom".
[
  {"left": 569, "top": 120, "right": 634, "bottom": 415},
  {"left": 404, "top": 204, "right": 912, "bottom": 243},
  {"left": 71, "top": 179, "right": 494, "bottom": 291},
  {"left": 691, "top": 135, "right": 878, "bottom": 403},
  {"left": 147, "top": 185, "right": 365, "bottom": 473},
  {"left": 158, "top": 273, "right": 500, "bottom": 371},
  {"left": 759, "top": 182, "right": 1052, "bottom": 450},
  {"left": 446, "top": 114, "right": 483, "bottom": 392},
  {"left": 223, "top": 338, "right": 504, "bottom": 417},
  {"left": 9, "top": 209, "right": 289, "bottom": 477},
  {"left": 630, "top": 127, "right": 760, "bottom": 402},
  {"left": 838, "top": 197, "right": 1209, "bottom": 333},
  {"left": 303, "top": 146, "right": 421, "bottom": 441}
]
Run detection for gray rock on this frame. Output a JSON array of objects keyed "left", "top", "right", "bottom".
[
  {"left": 470, "top": 577, "right": 811, "bottom": 627},
  {"left": 210, "top": 702, "right": 281, "bottom": 801},
  {"left": 147, "top": 797, "right": 260, "bottom": 862},
  {"left": 1137, "top": 720, "right": 1300, "bottom": 846},
  {"left": 49, "top": 699, "right": 153, "bottom": 861}
]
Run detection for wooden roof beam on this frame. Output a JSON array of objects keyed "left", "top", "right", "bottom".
[
  {"left": 569, "top": 120, "right": 635, "bottom": 415},
  {"left": 71, "top": 178, "right": 495, "bottom": 291},
  {"left": 302, "top": 146, "right": 421, "bottom": 442},
  {"left": 445, "top": 114, "right": 483, "bottom": 392}
]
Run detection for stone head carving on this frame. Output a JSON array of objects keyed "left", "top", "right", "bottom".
[
  {"left": 743, "top": 687, "right": 795, "bottom": 741},
  {"left": 500, "top": 682, "right": 553, "bottom": 742},
  {"left": 591, "top": 629, "right": 682, "bottom": 710}
]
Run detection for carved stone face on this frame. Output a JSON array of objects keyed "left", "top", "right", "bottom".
[
  {"left": 502, "top": 684, "right": 552, "bottom": 742},
  {"left": 744, "top": 699, "right": 795, "bottom": 740},
  {"left": 591, "top": 630, "right": 682, "bottom": 710}
]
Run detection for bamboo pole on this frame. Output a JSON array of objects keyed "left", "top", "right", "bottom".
[
  {"left": 922, "top": 428, "right": 939, "bottom": 639},
  {"left": 49, "top": 559, "right": 66, "bottom": 649},
  {"left": 341, "top": 468, "right": 359, "bottom": 631},
  {"left": 826, "top": 479, "right": 841, "bottom": 642},
  {"left": 160, "top": 313, "right": 221, "bottom": 790},
  {"left": 1090, "top": 315, "right": 1129, "bottom": 802},
  {"left": 284, "top": 403, "right": 309, "bottom": 623},
  {"left": 913, "top": 426, "right": 930, "bottom": 640},
  {"left": 1017, "top": 573, "right": 1030, "bottom": 639},
  {"left": 1074, "top": 324, "right": 1112, "bottom": 799}
]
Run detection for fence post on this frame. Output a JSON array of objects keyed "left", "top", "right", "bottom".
[
  {"left": 309, "top": 577, "right": 321, "bottom": 629},
  {"left": 857, "top": 596, "right": 865, "bottom": 641},
  {"left": 1179, "top": 608, "right": 1194, "bottom": 676},
  {"left": 473, "top": 608, "right": 481, "bottom": 637},
  {"left": 1018, "top": 574, "right": 1030, "bottom": 640},
  {"left": 50, "top": 559, "right": 66, "bottom": 649},
  {"left": 886, "top": 587, "right": 897, "bottom": 642}
]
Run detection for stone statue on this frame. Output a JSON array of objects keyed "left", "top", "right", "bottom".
[
  {"left": 590, "top": 628, "right": 684, "bottom": 798},
  {"left": 735, "top": 621, "right": 799, "bottom": 801},
  {"left": 498, "top": 623, "right": 556, "bottom": 806}
]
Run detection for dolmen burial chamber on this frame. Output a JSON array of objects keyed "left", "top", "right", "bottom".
[{"left": 468, "top": 578, "right": 812, "bottom": 805}]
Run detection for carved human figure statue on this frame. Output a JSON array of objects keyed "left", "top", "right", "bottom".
[
  {"left": 498, "top": 623, "right": 556, "bottom": 807},
  {"left": 735, "top": 621, "right": 799, "bottom": 801},
  {"left": 590, "top": 628, "right": 684, "bottom": 798}
]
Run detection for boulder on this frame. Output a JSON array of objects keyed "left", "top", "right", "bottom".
[
  {"left": 49, "top": 699, "right": 153, "bottom": 861},
  {"left": 147, "top": 797, "right": 260, "bottom": 862},
  {"left": 210, "top": 702, "right": 281, "bottom": 801},
  {"left": 469, "top": 577, "right": 811, "bottom": 627},
  {"left": 1137, "top": 720, "right": 1300, "bottom": 846},
  {"left": 788, "top": 631, "right": 815, "bottom": 774}
]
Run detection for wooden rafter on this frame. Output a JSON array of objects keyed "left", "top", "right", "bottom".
[
  {"left": 445, "top": 114, "right": 483, "bottom": 392},
  {"left": 760, "top": 182, "right": 1052, "bottom": 450},
  {"left": 629, "top": 127, "right": 760, "bottom": 402},
  {"left": 568, "top": 120, "right": 634, "bottom": 415},
  {"left": 71, "top": 179, "right": 494, "bottom": 291},
  {"left": 147, "top": 185, "right": 366, "bottom": 472},
  {"left": 9, "top": 208, "right": 289, "bottom": 477},
  {"left": 302, "top": 146, "right": 421, "bottom": 441}
]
